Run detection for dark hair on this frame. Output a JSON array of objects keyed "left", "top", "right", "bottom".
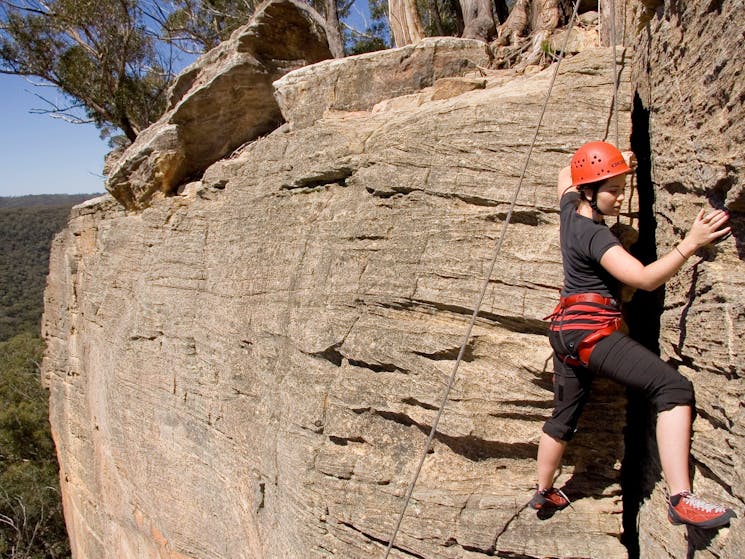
[{"left": 581, "top": 178, "right": 607, "bottom": 191}]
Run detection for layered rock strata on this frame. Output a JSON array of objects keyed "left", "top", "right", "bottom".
[
  {"left": 44, "top": 46, "right": 634, "bottom": 558},
  {"left": 44, "top": 1, "right": 745, "bottom": 557},
  {"left": 631, "top": 1, "right": 745, "bottom": 558},
  {"left": 105, "top": 0, "right": 333, "bottom": 211}
]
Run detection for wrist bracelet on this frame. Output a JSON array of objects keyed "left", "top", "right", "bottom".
[{"left": 675, "top": 245, "right": 688, "bottom": 259}]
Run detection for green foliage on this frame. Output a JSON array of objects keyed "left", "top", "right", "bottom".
[
  {"left": 0, "top": 196, "right": 83, "bottom": 557},
  {"left": 157, "top": 0, "right": 260, "bottom": 52},
  {"left": 0, "top": 0, "right": 173, "bottom": 142},
  {"left": 0, "top": 197, "right": 91, "bottom": 342},
  {"left": 347, "top": 34, "right": 388, "bottom": 55},
  {"left": 0, "top": 334, "right": 49, "bottom": 461},
  {"left": 0, "top": 333, "right": 70, "bottom": 559},
  {"left": 419, "top": 0, "right": 464, "bottom": 37},
  {"left": 0, "top": 196, "right": 94, "bottom": 211},
  {"left": 540, "top": 38, "right": 555, "bottom": 58}
]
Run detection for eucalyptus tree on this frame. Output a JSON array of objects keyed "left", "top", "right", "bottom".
[
  {"left": 389, "top": 0, "right": 570, "bottom": 46},
  {"left": 1, "top": 0, "right": 389, "bottom": 144},
  {"left": 0, "top": 0, "right": 174, "bottom": 142}
]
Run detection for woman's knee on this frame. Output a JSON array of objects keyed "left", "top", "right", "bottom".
[
  {"left": 653, "top": 374, "right": 695, "bottom": 412},
  {"left": 542, "top": 420, "right": 577, "bottom": 442}
]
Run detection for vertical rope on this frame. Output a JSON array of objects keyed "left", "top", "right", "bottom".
[
  {"left": 609, "top": 0, "right": 625, "bottom": 226},
  {"left": 382, "top": 2, "right": 583, "bottom": 556},
  {"left": 609, "top": 0, "right": 620, "bottom": 147}
]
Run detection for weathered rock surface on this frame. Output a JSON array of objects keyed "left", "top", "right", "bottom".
[
  {"left": 43, "top": 1, "right": 745, "bottom": 557},
  {"left": 631, "top": 1, "right": 745, "bottom": 558},
  {"left": 44, "top": 47, "right": 634, "bottom": 558},
  {"left": 105, "top": 0, "right": 333, "bottom": 211},
  {"left": 273, "top": 37, "right": 491, "bottom": 129}
]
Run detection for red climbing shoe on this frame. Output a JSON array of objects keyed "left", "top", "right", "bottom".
[
  {"left": 667, "top": 491, "right": 736, "bottom": 529},
  {"left": 529, "top": 487, "right": 571, "bottom": 511}
]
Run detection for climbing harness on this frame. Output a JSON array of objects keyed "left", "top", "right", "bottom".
[
  {"left": 545, "top": 293, "right": 623, "bottom": 367},
  {"left": 382, "top": 1, "right": 595, "bottom": 556}
]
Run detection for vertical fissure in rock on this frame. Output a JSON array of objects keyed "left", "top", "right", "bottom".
[{"left": 620, "top": 92, "right": 662, "bottom": 559}]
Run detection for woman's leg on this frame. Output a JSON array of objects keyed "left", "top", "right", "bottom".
[
  {"left": 657, "top": 403, "right": 734, "bottom": 527},
  {"left": 656, "top": 404, "right": 692, "bottom": 495},
  {"left": 590, "top": 332, "right": 695, "bottom": 493},
  {"left": 537, "top": 354, "right": 592, "bottom": 489},
  {"left": 537, "top": 432, "right": 567, "bottom": 490},
  {"left": 590, "top": 333, "right": 735, "bottom": 528}
]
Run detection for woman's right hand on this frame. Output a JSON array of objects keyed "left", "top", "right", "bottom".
[
  {"left": 621, "top": 151, "right": 637, "bottom": 172},
  {"left": 679, "top": 208, "right": 731, "bottom": 256}
]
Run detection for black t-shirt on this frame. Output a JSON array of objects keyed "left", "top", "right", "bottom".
[{"left": 559, "top": 191, "right": 620, "bottom": 299}]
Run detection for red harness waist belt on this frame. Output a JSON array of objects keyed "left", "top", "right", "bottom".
[{"left": 545, "top": 293, "right": 623, "bottom": 367}]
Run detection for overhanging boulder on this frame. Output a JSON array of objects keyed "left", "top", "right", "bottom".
[{"left": 105, "top": 0, "right": 333, "bottom": 211}]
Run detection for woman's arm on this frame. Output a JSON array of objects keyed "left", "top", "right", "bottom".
[
  {"left": 600, "top": 208, "right": 731, "bottom": 291},
  {"left": 557, "top": 166, "right": 573, "bottom": 200}
]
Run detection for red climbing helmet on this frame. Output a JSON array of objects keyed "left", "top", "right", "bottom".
[{"left": 570, "top": 141, "right": 631, "bottom": 187}]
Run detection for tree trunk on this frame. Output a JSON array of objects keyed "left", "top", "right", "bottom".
[
  {"left": 460, "top": 0, "right": 496, "bottom": 41},
  {"left": 497, "top": 0, "right": 569, "bottom": 42},
  {"left": 389, "top": 0, "right": 425, "bottom": 47},
  {"left": 428, "top": 0, "right": 445, "bottom": 36},
  {"left": 323, "top": 0, "right": 345, "bottom": 57},
  {"left": 450, "top": 0, "right": 465, "bottom": 36}
]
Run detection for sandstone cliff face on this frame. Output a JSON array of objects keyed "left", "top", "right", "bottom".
[
  {"left": 42, "top": 1, "right": 744, "bottom": 558},
  {"left": 631, "top": 1, "right": 745, "bottom": 558},
  {"left": 105, "top": 0, "right": 334, "bottom": 211}
]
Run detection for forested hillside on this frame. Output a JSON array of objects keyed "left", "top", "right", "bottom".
[
  {"left": 1, "top": 194, "right": 96, "bottom": 558},
  {"left": 0, "top": 195, "right": 94, "bottom": 341},
  {"left": 0, "top": 196, "right": 97, "bottom": 210}
]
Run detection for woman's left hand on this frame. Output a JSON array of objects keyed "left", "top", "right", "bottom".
[{"left": 680, "top": 208, "right": 731, "bottom": 255}]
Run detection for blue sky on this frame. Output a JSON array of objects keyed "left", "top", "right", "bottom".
[
  {"left": 0, "top": 3, "right": 379, "bottom": 198},
  {"left": 1, "top": 74, "right": 110, "bottom": 197}
]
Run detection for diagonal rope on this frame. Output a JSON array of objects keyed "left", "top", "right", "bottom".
[{"left": 382, "top": 2, "right": 583, "bottom": 557}]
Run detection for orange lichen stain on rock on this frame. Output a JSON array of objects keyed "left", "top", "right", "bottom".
[
  {"left": 133, "top": 508, "right": 145, "bottom": 530},
  {"left": 151, "top": 525, "right": 195, "bottom": 559}
]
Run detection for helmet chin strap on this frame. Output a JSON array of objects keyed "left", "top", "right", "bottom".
[{"left": 583, "top": 188, "right": 605, "bottom": 222}]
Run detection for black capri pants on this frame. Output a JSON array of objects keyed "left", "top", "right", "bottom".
[{"left": 543, "top": 331, "right": 695, "bottom": 442}]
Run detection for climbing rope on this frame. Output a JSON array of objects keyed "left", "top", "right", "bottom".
[
  {"left": 609, "top": 0, "right": 621, "bottom": 147},
  {"left": 382, "top": 2, "right": 584, "bottom": 556},
  {"left": 606, "top": 0, "right": 634, "bottom": 226}
]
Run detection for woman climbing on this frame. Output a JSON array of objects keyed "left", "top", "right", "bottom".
[{"left": 530, "top": 141, "right": 736, "bottom": 529}]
